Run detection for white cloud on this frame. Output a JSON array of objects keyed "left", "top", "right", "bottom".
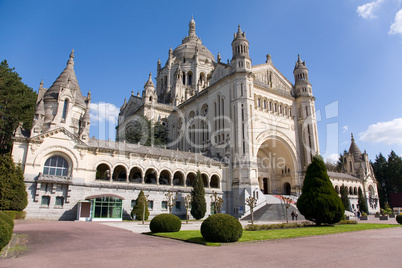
[
  {"left": 342, "top": 125, "right": 349, "bottom": 133},
  {"left": 389, "top": 8, "right": 402, "bottom": 35},
  {"left": 356, "top": 0, "right": 384, "bottom": 19},
  {"left": 324, "top": 153, "right": 340, "bottom": 164},
  {"left": 90, "top": 102, "right": 119, "bottom": 125},
  {"left": 359, "top": 118, "right": 402, "bottom": 145}
]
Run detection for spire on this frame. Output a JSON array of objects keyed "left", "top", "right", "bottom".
[
  {"left": 349, "top": 133, "right": 363, "bottom": 162},
  {"left": 188, "top": 16, "right": 196, "bottom": 37},
  {"left": 67, "top": 49, "right": 74, "bottom": 67},
  {"left": 44, "top": 49, "right": 86, "bottom": 107},
  {"left": 144, "top": 72, "right": 155, "bottom": 88},
  {"left": 294, "top": 54, "right": 307, "bottom": 70}
]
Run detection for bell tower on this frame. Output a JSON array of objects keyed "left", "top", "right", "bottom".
[
  {"left": 294, "top": 55, "right": 319, "bottom": 169},
  {"left": 231, "top": 25, "right": 251, "bottom": 72}
]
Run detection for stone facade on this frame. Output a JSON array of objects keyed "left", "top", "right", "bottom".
[{"left": 12, "top": 18, "right": 379, "bottom": 221}]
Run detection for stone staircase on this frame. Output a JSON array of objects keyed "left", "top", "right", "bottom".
[{"left": 242, "top": 195, "right": 305, "bottom": 222}]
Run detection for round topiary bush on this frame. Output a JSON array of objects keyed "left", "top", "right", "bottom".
[
  {"left": 201, "top": 213, "right": 243, "bottom": 242},
  {"left": 150, "top": 213, "right": 182, "bottom": 233},
  {"left": 396, "top": 214, "right": 402, "bottom": 224}
]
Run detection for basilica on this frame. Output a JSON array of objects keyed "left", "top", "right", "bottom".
[{"left": 12, "top": 18, "right": 380, "bottom": 221}]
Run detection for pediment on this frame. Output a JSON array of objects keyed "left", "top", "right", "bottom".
[{"left": 29, "top": 127, "right": 88, "bottom": 147}]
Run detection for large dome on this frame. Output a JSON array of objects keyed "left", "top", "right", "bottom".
[{"left": 172, "top": 18, "right": 215, "bottom": 63}]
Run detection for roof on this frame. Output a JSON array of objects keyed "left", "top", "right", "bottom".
[
  {"left": 328, "top": 171, "right": 359, "bottom": 180},
  {"left": 85, "top": 194, "right": 125, "bottom": 200},
  {"left": 349, "top": 133, "right": 363, "bottom": 162},
  {"left": 43, "top": 50, "right": 86, "bottom": 108}
]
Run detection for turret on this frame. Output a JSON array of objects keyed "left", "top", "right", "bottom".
[
  {"left": 142, "top": 73, "right": 157, "bottom": 105},
  {"left": 231, "top": 25, "right": 251, "bottom": 72},
  {"left": 293, "top": 55, "right": 312, "bottom": 97}
]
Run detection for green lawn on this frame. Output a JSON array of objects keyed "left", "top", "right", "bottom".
[{"left": 149, "top": 223, "right": 401, "bottom": 246}]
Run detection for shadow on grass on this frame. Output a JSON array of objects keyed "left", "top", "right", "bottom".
[{"left": 143, "top": 232, "right": 221, "bottom": 246}]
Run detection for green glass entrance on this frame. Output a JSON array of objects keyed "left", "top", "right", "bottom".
[{"left": 92, "top": 196, "right": 123, "bottom": 219}]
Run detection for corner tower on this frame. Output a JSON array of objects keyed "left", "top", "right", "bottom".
[
  {"left": 294, "top": 55, "right": 319, "bottom": 169},
  {"left": 231, "top": 25, "right": 252, "bottom": 72}
]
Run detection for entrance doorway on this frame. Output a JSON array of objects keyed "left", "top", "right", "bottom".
[
  {"left": 263, "top": 178, "right": 268, "bottom": 194},
  {"left": 284, "top": 182, "right": 291, "bottom": 195}
]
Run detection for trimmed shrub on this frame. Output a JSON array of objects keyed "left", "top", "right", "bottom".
[
  {"left": 0, "top": 211, "right": 14, "bottom": 229},
  {"left": 150, "top": 213, "right": 182, "bottom": 233},
  {"left": 201, "top": 213, "right": 243, "bottom": 242},
  {"left": 191, "top": 171, "right": 206, "bottom": 220},
  {"left": 131, "top": 190, "right": 149, "bottom": 221},
  {"left": 0, "top": 212, "right": 14, "bottom": 250},
  {"left": 396, "top": 215, "right": 402, "bottom": 224},
  {"left": 297, "top": 156, "right": 344, "bottom": 226}
]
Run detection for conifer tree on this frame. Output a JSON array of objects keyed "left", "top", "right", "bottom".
[
  {"left": 0, "top": 60, "right": 37, "bottom": 155},
  {"left": 358, "top": 187, "right": 368, "bottom": 214},
  {"left": 297, "top": 156, "right": 344, "bottom": 225},
  {"left": 131, "top": 190, "right": 149, "bottom": 221},
  {"left": 191, "top": 170, "right": 206, "bottom": 220},
  {"left": 0, "top": 154, "right": 28, "bottom": 211},
  {"left": 340, "top": 185, "right": 350, "bottom": 211}
]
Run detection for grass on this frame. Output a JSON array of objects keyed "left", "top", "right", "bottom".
[{"left": 149, "top": 223, "right": 401, "bottom": 246}]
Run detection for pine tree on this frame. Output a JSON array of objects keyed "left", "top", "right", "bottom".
[
  {"left": 340, "top": 185, "right": 350, "bottom": 211},
  {"left": 0, "top": 154, "right": 28, "bottom": 211},
  {"left": 191, "top": 170, "right": 206, "bottom": 220},
  {"left": 0, "top": 60, "right": 37, "bottom": 155},
  {"left": 358, "top": 187, "right": 368, "bottom": 214},
  {"left": 131, "top": 190, "right": 149, "bottom": 221},
  {"left": 297, "top": 156, "right": 344, "bottom": 225},
  {"left": 125, "top": 115, "right": 169, "bottom": 147},
  {"left": 372, "top": 153, "right": 388, "bottom": 208}
]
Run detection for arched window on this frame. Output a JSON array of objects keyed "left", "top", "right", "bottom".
[
  {"left": 62, "top": 99, "right": 68, "bottom": 121},
  {"left": 43, "top": 156, "right": 69, "bottom": 176}
]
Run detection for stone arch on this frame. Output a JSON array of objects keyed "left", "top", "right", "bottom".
[
  {"left": 159, "top": 169, "right": 171, "bottom": 185},
  {"left": 201, "top": 173, "right": 209, "bottom": 188},
  {"left": 95, "top": 163, "right": 111, "bottom": 181},
  {"left": 129, "top": 166, "right": 142, "bottom": 183},
  {"left": 186, "top": 172, "right": 196, "bottom": 187},
  {"left": 145, "top": 168, "right": 157, "bottom": 184},
  {"left": 354, "top": 187, "right": 358, "bottom": 195},
  {"left": 210, "top": 174, "right": 220, "bottom": 189},
  {"left": 349, "top": 186, "right": 353, "bottom": 195},
  {"left": 112, "top": 165, "right": 127, "bottom": 182},
  {"left": 35, "top": 146, "right": 79, "bottom": 174},
  {"left": 173, "top": 171, "right": 185, "bottom": 186},
  {"left": 335, "top": 185, "right": 340, "bottom": 194},
  {"left": 256, "top": 134, "right": 298, "bottom": 195}
]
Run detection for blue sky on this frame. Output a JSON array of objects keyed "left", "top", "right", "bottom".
[{"left": 1, "top": 0, "right": 402, "bottom": 162}]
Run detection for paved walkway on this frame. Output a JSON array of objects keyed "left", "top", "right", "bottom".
[{"left": 1, "top": 218, "right": 401, "bottom": 268}]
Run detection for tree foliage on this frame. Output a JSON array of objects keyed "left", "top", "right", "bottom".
[
  {"left": 372, "top": 151, "right": 402, "bottom": 208},
  {"left": 124, "top": 115, "right": 169, "bottom": 147},
  {"left": 358, "top": 187, "right": 368, "bottom": 214},
  {"left": 0, "top": 154, "right": 28, "bottom": 211},
  {"left": 297, "top": 156, "right": 344, "bottom": 225},
  {"left": 340, "top": 185, "right": 350, "bottom": 211},
  {"left": 191, "top": 170, "right": 206, "bottom": 220},
  {"left": 131, "top": 190, "right": 149, "bottom": 221},
  {"left": 0, "top": 60, "right": 37, "bottom": 155}
]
